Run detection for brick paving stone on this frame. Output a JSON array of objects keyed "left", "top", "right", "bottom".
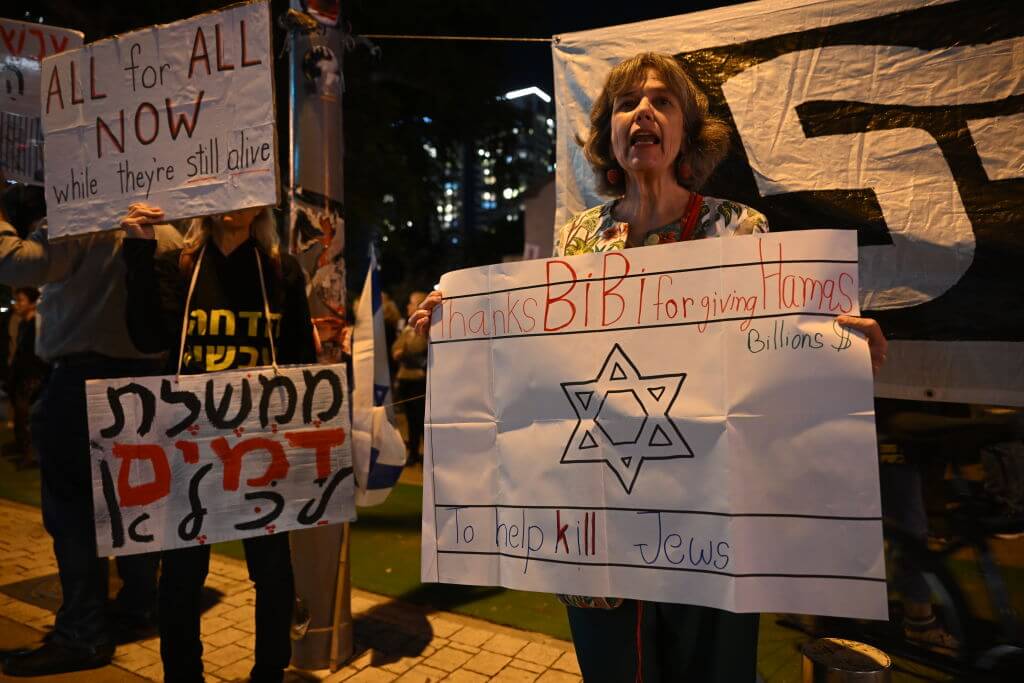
[
  {"left": 214, "top": 658, "right": 256, "bottom": 680},
  {"left": 428, "top": 637, "right": 450, "bottom": 650},
  {"left": 396, "top": 664, "right": 448, "bottom": 682},
  {"left": 421, "top": 647, "right": 472, "bottom": 673},
  {"left": 381, "top": 655, "right": 423, "bottom": 675},
  {"left": 347, "top": 669, "right": 398, "bottom": 682},
  {"left": 551, "top": 651, "right": 582, "bottom": 675},
  {"left": 349, "top": 650, "right": 375, "bottom": 670},
  {"left": 351, "top": 595, "right": 379, "bottom": 613},
  {"left": 510, "top": 659, "right": 545, "bottom": 674},
  {"left": 323, "top": 666, "right": 360, "bottom": 682},
  {"left": 536, "top": 671, "right": 582, "bottom": 683},
  {"left": 445, "top": 642, "right": 479, "bottom": 655},
  {"left": 447, "top": 627, "right": 492, "bottom": 648},
  {"left": 444, "top": 670, "right": 488, "bottom": 682},
  {"left": 137, "top": 661, "right": 165, "bottom": 680},
  {"left": 113, "top": 642, "right": 161, "bottom": 670},
  {"left": 205, "top": 626, "right": 249, "bottom": 648},
  {"left": 516, "top": 642, "right": 564, "bottom": 667},
  {"left": 200, "top": 615, "right": 235, "bottom": 635},
  {"left": 223, "top": 604, "right": 257, "bottom": 623},
  {"left": 483, "top": 634, "right": 529, "bottom": 657},
  {"left": 203, "top": 643, "right": 250, "bottom": 668},
  {"left": 490, "top": 667, "right": 541, "bottom": 683},
  {"left": 424, "top": 617, "right": 461, "bottom": 638},
  {"left": 138, "top": 637, "right": 161, "bottom": 652},
  {"left": 462, "top": 651, "right": 511, "bottom": 676}
]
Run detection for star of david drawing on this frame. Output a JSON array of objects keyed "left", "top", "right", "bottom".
[{"left": 560, "top": 344, "right": 692, "bottom": 494}]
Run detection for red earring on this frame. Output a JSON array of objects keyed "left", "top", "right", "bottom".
[
  {"left": 606, "top": 168, "right": 621, "bottom": 185},
  {"left": 677, "top": 159, "right": 692, "bottom": 181}
]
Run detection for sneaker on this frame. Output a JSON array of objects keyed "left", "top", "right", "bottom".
[{"left": 1, "top": 640, "right": 113, "bottom": 676}]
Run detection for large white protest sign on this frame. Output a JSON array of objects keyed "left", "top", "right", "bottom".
[
  {"left": 41, "top": 0, "right": 277, "bottom": 238},
  {"left": 422, "top": 230, "right": 886, "bottom": 619},
  {"left": 87, "top": 364, "right": 355, "bottom": 556},
  {"left": 0, "top": 18, "right": 83, "bottom": 185},
  {"left": 553, "top": 0, "right": 1024, "bottom": 406}
]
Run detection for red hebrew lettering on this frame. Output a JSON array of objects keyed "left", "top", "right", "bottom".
[
  {"left": 29, "top": 29, "right": 44, "bottom": 60},
  {"left": 0, "top": 25, "right": 19, "bottom": 55},
  {"left": 175, "top": 440, "right": 199, "bottom": 464},
  {"left": 49, "top": 34, "right": 70, "bottom": 55},
  {"left": 112, "top": 443, "right": 172, "bottom": 507},
  {"left": 188, "top": 27, "right": 211, "bottom": 78},
  {"left": 211, "top": 437, "right": 289, "bottom": 490},
  {"left": 284, "top": 428, "right": 346, "bottom": 480}
]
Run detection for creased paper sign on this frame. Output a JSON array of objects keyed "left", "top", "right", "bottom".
[
  {"left": 87, "top": 363, "right": 355, "bottom": 556},
  {"left": 1, "top": 18, "right": 83, "bottom": 185},
  {"left": 422, "top": 229, "right": 886, "bottom": 619},
  {"left": 41, "top": 0, "right": 277, "bottom": 238}
]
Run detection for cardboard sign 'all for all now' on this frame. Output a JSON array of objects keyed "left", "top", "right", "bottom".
[
  {"left": 41, "top": 0, "right": 277, "bottom": 238},
  {"left": 87, "top": 364, "right": 355, "bottom": 556}
]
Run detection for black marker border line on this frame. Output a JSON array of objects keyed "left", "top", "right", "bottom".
[{"left": 437, "top": 503, "right": 880, "bottom": 522}]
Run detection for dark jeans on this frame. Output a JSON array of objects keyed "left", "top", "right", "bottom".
[
  {"left": 396, "top": 377, "right": 426, "bottom": 460},
  {"left": 879, "top": 464, "right": 931, "bottom": 603},
  {"left": 160, "top": 533, "right": 294, "bottom": 683},
  {"left": 567, "top": 600, "right": 759, "bottom": 682},
  {"left": 31, "top": 356, "right": 162, "bottom": 651}
]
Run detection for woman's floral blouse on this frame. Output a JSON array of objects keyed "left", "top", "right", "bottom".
[{"left": 554, "top": 195, "right": 769, "bottom": 257}]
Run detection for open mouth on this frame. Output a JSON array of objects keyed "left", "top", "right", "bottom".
[{"left": 630, "top": 130, "right": 661, "bottom": 148}]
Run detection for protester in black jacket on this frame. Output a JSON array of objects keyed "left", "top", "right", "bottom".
[{"left": 121, "top": 202, "right": 316, "bottom": 683}]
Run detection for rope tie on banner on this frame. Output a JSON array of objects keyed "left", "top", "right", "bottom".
[
  {"left": 254, "top": 249, "right": 281, "bottom": 375},
  {"left": 176, "top": 245, "right": 207, "bottom": 380}
]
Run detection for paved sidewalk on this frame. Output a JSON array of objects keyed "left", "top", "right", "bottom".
[{"left": 0, "top": 499, "right": 581, "bottom": 682}]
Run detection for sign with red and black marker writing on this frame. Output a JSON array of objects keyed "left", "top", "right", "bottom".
[
  {"left": 422, "top": 230, "right": 886, "bottom": 619},
  {"left": 0, "top": 18, "right": 83, "bottom": 185},
  {"left": 40, "top": 0, "right": 277, "bottom": 238},
  {"left": 87, "top": 364, "right": 355, "bottom": 556}
]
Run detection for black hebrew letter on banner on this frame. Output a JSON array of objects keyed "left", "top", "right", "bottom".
[
  {"left": 100, "top": 383, "right": 156, "bottom": 438},
  {"left": 560, "top": 344, "right": 692, "bottom": 494},
  {"left": 162, "top": 379, "right": 201, "bottom": 437},
  {"left": 302, "top": 369, "right": 343, "bottom": 424}
]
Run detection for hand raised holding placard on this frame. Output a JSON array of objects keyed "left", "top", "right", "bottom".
[{"left": 119, "top": 202, "right": 163, "bottom": 240}]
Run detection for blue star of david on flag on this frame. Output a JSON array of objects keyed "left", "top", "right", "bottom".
[{"left": 560, "top": 344, "right": 692, "bottom": 494}]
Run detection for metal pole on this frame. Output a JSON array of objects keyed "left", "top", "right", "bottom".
[{"left": 329, "top": 522, "right": 354, "bottom": 670}]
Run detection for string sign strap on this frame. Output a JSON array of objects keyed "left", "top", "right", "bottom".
[
  {"left": 255, "top": 249, "right": 280, "bottom": 374},
  {"left": 176, "top": 245, "right": 207, "bottom": 379}
]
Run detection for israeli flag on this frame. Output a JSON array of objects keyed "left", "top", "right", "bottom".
[{"left": 352, "top": 251, "right": 407, "bottom": 507}]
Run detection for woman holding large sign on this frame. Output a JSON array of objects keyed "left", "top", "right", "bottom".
[
  {"left": 121, "top": 203, "right": 316, "bottom": 683},
  {"left": 412, "top": 52, "right": 887, "bottom": 682}
]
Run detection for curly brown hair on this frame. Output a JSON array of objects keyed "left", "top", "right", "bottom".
[{"left": 579, "top": 52, "right": 731, "bottom": 196}]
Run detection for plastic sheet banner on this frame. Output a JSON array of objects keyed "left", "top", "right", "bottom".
[
  {"left": 552, "top": 0, "right": 1024, "bottom": 406},
  {"left": 41, "top": 0, "right": 278, "bottom": 238},
  {"left": 87, "top": 364, "right": 356, "bottom": 557},
  {"left": 0, "top": 18, "right": 83, "bottom": 185},
  {"left": 422, "top": 230, "right": 886, "bottom": 619}
]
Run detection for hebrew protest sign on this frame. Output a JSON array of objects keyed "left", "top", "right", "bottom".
[
  {"left": 422, "top": 230, "right": 886, "bottom": 619},
  {"left": 87, "top": 364, "right": 355, "bottom": 556},
  {"left": 1, "top": 18, "right": 83, "bottom": 185},
  {"left": 553, "top": 0, "right": 1024, "bottom": 406},
  {"left": 40, "top": 0, "right": 277, "bottom": 238}
]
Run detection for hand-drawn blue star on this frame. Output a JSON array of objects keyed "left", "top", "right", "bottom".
[{"left": 560, "top": 344, "right": 691, "bottom": 494}]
